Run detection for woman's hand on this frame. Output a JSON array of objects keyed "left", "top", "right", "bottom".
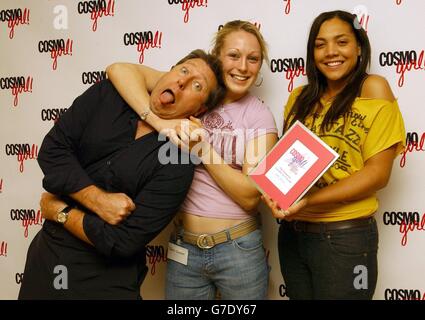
[{"left": 261, "top": 194, "right": 308, "bottom": 220}]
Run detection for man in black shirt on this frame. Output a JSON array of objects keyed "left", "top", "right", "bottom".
[{"left": 18, "top": 50, "right": 226, "bottom": 299}]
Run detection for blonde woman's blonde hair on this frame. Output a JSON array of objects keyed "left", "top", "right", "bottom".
[{"left": 211, "top": 20, "right": 269, "bottom": 66}]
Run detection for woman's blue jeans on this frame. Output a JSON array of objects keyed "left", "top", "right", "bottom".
[{"left": 166, "top": 228, "right": 269, "bottom": 300}]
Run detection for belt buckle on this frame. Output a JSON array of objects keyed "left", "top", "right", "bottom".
[{"left": 196, "top": 234, "right": 214, "bottom": 249}]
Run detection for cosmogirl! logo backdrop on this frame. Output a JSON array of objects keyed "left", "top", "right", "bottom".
[
  {"left": 9, "top": 209, "right": 43, "bottom": 238},
  {"left": 399, "top": 132, "right": 425, "bottom": 168},
  {"left": 37, "top": 38, "right": 73, "bottom": 70},
  {"left": 270, "top": 57, "right": 306, "bottom": 92},
  {"left": 0, "top": 241, "right": 7, "bottom": 257},
  {"left": 1, "top": 0, "right": 424, "bottom": 300},
  {"left": 167, "top": 0, "right": 208, "bottom": 24},
  {"left": 40, "top": 108, "right": 68, "bottom": 122},
  {"left": 122, "top": 30, "right": 163, "bottom": 64},
  {"left": 379, "top": 49, "right": 425, "bottom": 87},
  {"left": 145, "top": 245, "right": 167, "bottom": 276},
  {"left": 0, "top": 76, "right": 33, "bottom": 107},
  {"left": 384, "top": 288, "right": 425, "bottom": 300},
  {"left": 77, "top": 0, "right": 115, "bottom": 31},
  {"left": 382, "top": 211, "right": 425, "bottom": 247},
  {"left": 0, "top": 7, "right": 30, "bottom": 39},
  {"left": 283, "top": 0, "right": 292, "bottom": 15},
  {"left": 4, "top": 143, "right": 39, "bottom": 173}
]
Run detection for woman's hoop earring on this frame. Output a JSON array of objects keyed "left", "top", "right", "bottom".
[{"left": 255, "top": 72, "right": 263, "bottom": 87}]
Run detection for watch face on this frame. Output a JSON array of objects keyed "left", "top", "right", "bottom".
[{"left": 57, "top": 212, "right": 67, "bottom": 224}]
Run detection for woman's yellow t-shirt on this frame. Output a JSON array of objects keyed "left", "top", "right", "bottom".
[{"left": 283, "top": 86, "right": 406, "bottom": 222}]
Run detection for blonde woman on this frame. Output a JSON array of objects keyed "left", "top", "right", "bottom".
[{"left": 107, "top": 20, "right": 278, "bottom": 299}]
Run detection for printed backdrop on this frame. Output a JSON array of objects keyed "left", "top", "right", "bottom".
[{"left": 1, "top": 0, "right": 424, "bottom": 300}]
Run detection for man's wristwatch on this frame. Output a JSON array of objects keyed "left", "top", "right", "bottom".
[
  {"left": 56, "top": 205, "right": 73, "bottom": 225},
  {"left": 140, "top": 108, "right": 150, "bottom": 121}
]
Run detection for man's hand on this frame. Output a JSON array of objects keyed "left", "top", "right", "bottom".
[
  {"left": 94, "top": 191, "right": 136, "bottom": 225},
  {"left": 155, "top": 117, "right": 186, "bottom": 140},
  {"left": 70, "top": 185, "right": 136, "bottom": 225},
  {"left": 174, "top": 117, "right": 210, "bottom": 156},
  {"left": 40, "top": 192, "right": 67, "bottom": 221}
]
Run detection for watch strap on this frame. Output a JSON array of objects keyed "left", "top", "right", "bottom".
[{"left": 60, "top": 205, "right": 73, "bottom": 214}]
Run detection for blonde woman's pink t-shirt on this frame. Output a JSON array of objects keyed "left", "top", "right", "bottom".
[{"left": 181, "top": 94, "right": 277, "bottom": 219}]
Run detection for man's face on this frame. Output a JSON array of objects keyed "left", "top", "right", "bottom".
[{"left": 150, "top": 58, "right": 217, "bottom": 119}]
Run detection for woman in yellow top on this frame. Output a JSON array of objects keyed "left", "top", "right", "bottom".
[{"left": 263, "top": 10, "right": 405, "bottom": 299}]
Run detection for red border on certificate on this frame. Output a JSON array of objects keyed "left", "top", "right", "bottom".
[{"left": 249, "top": 121, "right": 339, "bottom": 210}]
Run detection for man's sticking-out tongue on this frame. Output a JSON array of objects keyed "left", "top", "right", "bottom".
[{"left": 160, "top": 90, "right": 174, "bottom": 105}]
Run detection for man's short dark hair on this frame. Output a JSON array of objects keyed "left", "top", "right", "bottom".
[{"left": 175, "top": 49, "right": 226, "bottom": 110}]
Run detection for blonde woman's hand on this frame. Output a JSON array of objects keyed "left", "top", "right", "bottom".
[{"left": 261, "top": 194, "right": 308, "bottom": 221}]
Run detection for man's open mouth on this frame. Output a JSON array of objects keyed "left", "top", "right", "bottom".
[{"left": 159, "top": 89, "right": 175, "bottom": 105}]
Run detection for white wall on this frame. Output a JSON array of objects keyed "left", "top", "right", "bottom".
[{"left": 1, "top": 0, "right": 424, "bottom": 300}]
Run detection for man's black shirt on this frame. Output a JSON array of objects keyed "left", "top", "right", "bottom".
[{"left": 20, "top": 80, "right": 194, "bottom": 299}]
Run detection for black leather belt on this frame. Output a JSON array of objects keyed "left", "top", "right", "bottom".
[{"left": 285, "top": 217, "right": 375, "bottom": 233}]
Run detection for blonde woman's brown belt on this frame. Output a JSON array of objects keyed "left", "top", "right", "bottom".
[{"left": 181, "top": 218, "right": 259, "bottom": 249}]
